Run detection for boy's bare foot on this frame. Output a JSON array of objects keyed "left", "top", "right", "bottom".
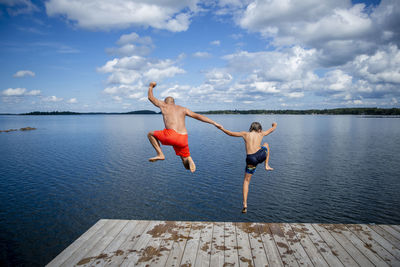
[
  {"left": 149, "top": 155, "right": 165, "bottom": 162},
  {"left": 265, "top": 165, "right": 274, "bottom": 171},
  {"left": 242, "top": 207, "right": 247, "bottom": 213},
  {"left": 187, "top": 156, "right": 196, "bottom": 173}
]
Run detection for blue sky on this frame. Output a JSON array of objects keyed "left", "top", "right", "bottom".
[{"left": 0, "top": 0, "right": 399, "bottom": 113}]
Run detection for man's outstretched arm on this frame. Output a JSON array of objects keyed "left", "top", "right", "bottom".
[
  {"left": 148, "top": 82, "right": 163, "bottom": 107},
  {"left": 186, "top": 109, "right": 221, "bottom": 128}
]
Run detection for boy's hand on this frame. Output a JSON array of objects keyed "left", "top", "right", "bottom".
[
  {"left": 149, "top": 82, "right": 157, "bottom": 88},
  {"left": 272, "top": 122, "right": 277, "bottom": 127}
]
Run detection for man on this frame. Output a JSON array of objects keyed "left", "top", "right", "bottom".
[{"left": 147, "top": 82, "right": 221, "bottom": 173}]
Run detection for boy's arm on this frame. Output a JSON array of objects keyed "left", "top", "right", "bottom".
[
  {"left": 262, "top": 122, "right": 277, "bottom": 136},
  {"left": 147, "top": 82, "right": 164, "bottom": 108},
  {"left": 186, "top": 109, "right": 221, "bottom": 128},
  {"left": 218, "top": 126, "right": 246, "bottom": 137}
]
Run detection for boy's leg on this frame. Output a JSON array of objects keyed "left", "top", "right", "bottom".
[
  {"left": 148, "top": 131, "right": 165, "bottom": 162},
  {"left": 263, "top": 143, "right": 273, "bottom": 171},
  {"left": 181, "top": 156, "right": 196, "bottom": 173},
  {"left": 242, "top": 172, "right": 253, "bottom": 213}
]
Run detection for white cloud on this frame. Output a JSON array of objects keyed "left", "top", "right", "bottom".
[
  {"left": 144, "top": 65, "right": 185, "bottom": 80},
  {"left": 2, "top": 88, "right": 41, "bottom": 96},
  {"left": 112, "top": 96, "right": 122, "bottom": 102},
  {"left": 324, "top": 70, "right": 353, "bottom": 91},
  {"left": 205, "top": 69, "right": 233, "bottom": 86},
  {"left": 116, "top": 32, "right": 152, "bottom": 46},
  {"left": 350, "top": 45, "right": 400, "bottom": 84},
  {"left": 2, "top": 88, "right": 26, "bottom": 96},
  {"left": 210, "top": 40, "right": 221, "bottom": 46},
  {"left": 99, "top": 56, "right": 185, "bottom": 84},
  {"left": 234, "top": 0, "right": 400, "bottom": 68},
  {"left": 99, "top": 33, "right": 185, "bottom": 101},
  {"left": 45, "top": 0, "right": 199, "bottom": 32},
  {"left": 0, "top": 0, "right": 39, "bottom": 15},
  {"left": 67, "top": 98, "right": 77, "bottom": 103},
  {"left": 192, "top": 51, "right": 212, "bottom": 58},
  {"left": 43, "top": 96, "right": 63, "bottom": 102},
  {"left": 286, "top": 92, "right": 304, "bottom": 98},
  {"left": 26, "top": 90, "right": 41, "bottom": 96},
  {"left": 107, "top": 32, "right": 154, "bottom": 56},
  {"left": 224, "top": 46, "right": 317, "bottom": 82},
  {"left": 13, "top": 70, "right": 35, "bottom": 78}
]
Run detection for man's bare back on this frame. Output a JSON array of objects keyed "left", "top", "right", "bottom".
[
  {"left": 159, "top": 103, "right": 188, "bottom": 135},
  {"left": 147, "top": 82, "right": 221, "bottom": 173}
]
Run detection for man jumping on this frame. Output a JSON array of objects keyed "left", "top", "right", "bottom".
[{"left": 147, "top": 82, "right": 221, "bottom": 173}]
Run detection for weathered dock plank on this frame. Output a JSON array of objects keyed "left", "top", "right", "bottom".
[
  {"left": 78, "top": 219, "right": 129, "bottom": 267},
  {"left": 248, "top": 223, "right": 269, "bottom": 267},
  {"left": 347, "top": 224, "right": 399, "bottom": 265},
  {"left": 236, "top": 222, "right": 255, "bottom": 267},
  {"left": 180, "top": 221, "right": 204, "bottom": 267},
  {"left": 300, "top": 224, "right": 344, "bottom": 266},
  {"left": 61, "top": 219, "right": 119, "bottom": 267},
  {"left": 46, "top": 219, "right": 108, "bottom": 267},
  {"left": 290, "top": 223, "right": 329, "bottom": 267},
  {"left": 224, "top": 222, "right": 239, "bottom": 267},
  {"left": 313, "top": 224, "right": 358, "bottom": 266},
  {"left": 269, "top": 223, "right": 299, "bottom": 266},
  {"left": 48, "top": 220, "right": 400, "bottom": 267},
  {"left": 194, "top": 222, "right": 213, "bottom": 267},
  {"left": 164, "top": 221, "right": 191, "bottom": 266},
  {"left": 258, "top": 223, "right": 284, "bottom": 267},
  {"left": 210, "top": 222, "right": 225, "bottom": 267},
  {"left": 104, "top": 220, "right": 150, "bottom": 266},
  {"left": 381, "top": 225, "right": 400, "bottom": 241},
  {"left": 280, "top": 223, "right": 313, "bottom": 267}
]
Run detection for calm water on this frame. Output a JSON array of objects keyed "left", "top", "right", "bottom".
[{"left": 1, "top": 114, "right": 400, "bottom": 266}]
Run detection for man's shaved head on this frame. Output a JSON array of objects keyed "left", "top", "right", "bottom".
[{"left": 164, "top": 96, "right": 175, "bottom": 104}]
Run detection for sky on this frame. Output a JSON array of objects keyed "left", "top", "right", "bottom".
[{"left": 0, "top": 0, "right": 399, "bottom": 113}]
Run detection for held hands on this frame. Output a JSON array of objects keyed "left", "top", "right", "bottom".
[
  {"left": 214, "top": 122, "right": 223, "bottom": 130},
  {"left": 149, "top": 82, "right": 157, "bottom": 88}
]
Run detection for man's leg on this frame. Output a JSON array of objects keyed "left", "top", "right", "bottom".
[
  {"left": 264, "top": 143, "right": 273, "bottom": 171},
  {"left": 181, "top": 156, "right": 196, "bottom": 173},
  {"left": 242, "top": 172, "right": 253, "bottom": 213},
  {"left": 148, "top": 131, "right": 165, "bottom": 162}
]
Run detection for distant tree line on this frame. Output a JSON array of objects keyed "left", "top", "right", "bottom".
[
  {"left": 200, "top": 108, "right": 400, "bottom": 115},
  {"left": 8, "top": 108, "right": 400, "bottom": 116},
  {"left": 20, "top": 110, "right": 158, "bottom": 115}
]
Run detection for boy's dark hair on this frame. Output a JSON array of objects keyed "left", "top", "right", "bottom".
[{"left": 249, "top": 122, "right": 262, "bottom": 132}]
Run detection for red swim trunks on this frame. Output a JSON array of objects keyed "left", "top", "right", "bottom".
[{"left": 153, "top": 129, "right": 190, "bottom": 157}]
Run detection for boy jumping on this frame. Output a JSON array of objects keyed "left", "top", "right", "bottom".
[{"left": 217, "top": 122, "right": 277, "bottom": 213}]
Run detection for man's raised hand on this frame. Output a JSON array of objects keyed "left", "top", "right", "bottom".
[{"left": 149, "top": 82, "right": 157, "bottom": 88}]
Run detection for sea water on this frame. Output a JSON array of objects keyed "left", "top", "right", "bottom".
[{"left": 1, "top": 114, "right": 400, "bottom": 265}]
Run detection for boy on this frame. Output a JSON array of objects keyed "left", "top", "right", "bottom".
[{"left": 217, "top": 122, "right": 277, "bottom": 213}]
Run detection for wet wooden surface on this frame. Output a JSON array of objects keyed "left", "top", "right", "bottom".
[{"left": 47, "top": 220, "right": 400, "bottom": 266}]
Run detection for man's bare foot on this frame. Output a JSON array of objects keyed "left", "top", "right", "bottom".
[
  {"left": 265, "top": 165, "right": 274, "bottom": 171},
  {"left": 242, "top": 207, "right": 247, "bottom": 213},
  {"left": 149, "top": 155, "right": 165, "bottom": 162},
  {"left": 187, "top": 156, "right": 196, "bottom": 173}
]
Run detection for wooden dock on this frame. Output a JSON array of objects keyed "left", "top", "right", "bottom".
[{"left": 47, "top": 219, "right": 400, "bottom": 266}]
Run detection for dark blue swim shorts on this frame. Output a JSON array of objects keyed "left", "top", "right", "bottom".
[{"left": 245, "top": 146, "right": 267, "bottom": 174}]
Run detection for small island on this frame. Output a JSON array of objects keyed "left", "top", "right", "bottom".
[{"left": 0, "top": 127, "right": 36, "bottom": 133}]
